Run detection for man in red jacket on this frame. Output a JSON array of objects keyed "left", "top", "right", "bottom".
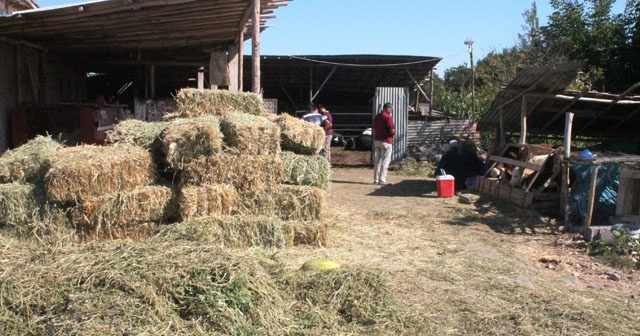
[{"left": 373, "top": 103, "right": 396, "bottom": 185}]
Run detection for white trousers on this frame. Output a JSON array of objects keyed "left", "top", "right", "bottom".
[{"left": 373, "top": 140, "right": 393, "bottom": 183}]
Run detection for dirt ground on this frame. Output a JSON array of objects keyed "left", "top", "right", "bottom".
[{"left": 282, "top": 164, "right": 640, "bottom": 335}]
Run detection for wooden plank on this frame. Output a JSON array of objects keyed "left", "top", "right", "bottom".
[
  {"left": 562, "top": 113, "right": 573, "bottom": 222},
  {"left": 584, "top": 165, "right": 599, "bottom": 227},
  {"left": 251, "top": 0, "right": 260, "bottom": 93},
  {"left": 488, "top": 155, "right": 543, "bottom": 171},
  {"left": 520, "top": 96, "right": 527, "bottom": 144},
  {"left": 620, "top": 168, "right": 640, "bottom": 179}
]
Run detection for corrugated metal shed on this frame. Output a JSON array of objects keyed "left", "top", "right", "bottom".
[
  {"left": 479, "top": 61, "right": 640, "bottom": 139},
  {"left": 374, "top": 87, "right": 409, "bottom": 162},
  {"left": 408, "top": 119, "right": 480, "bottom": 148}
]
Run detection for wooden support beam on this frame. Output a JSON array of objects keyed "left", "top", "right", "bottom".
[
  {"left": 578, "top": 82, "right": 640, "bottom": 133},
  {"left": 251, "top": 0, "right": 261, "bottom": 93},
  {"left": 561, "top": 112, "right": 574, "bottom": 224},
  {"left": 540, "top": 89, "right": 586, "bottom": 130},
  {"left": 584, "top": 164, "right": 599, "bottom": 227},
  {"left": 311, "top": 66, "right": 337, "bottom": 102},
  {"left": 404, "top": 67, "right": 430, "bottom": 102},
  {"left": 238, "top": 29, "right": 244, "bottom": 91},
  {"left": 519, "top": 96, "right": 527, "bottom": 144},
  {"left": 197, "top": 67, "right": 204, "bottom": 90}
]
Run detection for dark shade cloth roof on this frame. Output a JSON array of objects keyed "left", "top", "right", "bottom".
[
  {"left": 244, "top": 54, "right": 441, "bottom": 111},
  {"left": 479, "top": 61, "right": 640, "bottom": 139},
  {"left": 0, "top": 0, "right": 289, "bottom": 58}
]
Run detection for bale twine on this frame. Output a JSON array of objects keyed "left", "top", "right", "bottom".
[
  {"left": 180, "top": 153, "right": 284, "bottom": 192},
  {"left": 0, "top": 135, "right": 62, "bottom": 184},
  {"left": 179, "top": 184, "right": 239, "bottom": 219},
  {"left": 281, "top": 151, "right": 331, "bottom": 189},
  {"left": 72, "top": 185, "right": 175, "bottom": 238},
  {"left": 220, "top": 112, "right": 280, "bottom": 156},
  {"left": 44, "top": 144, "right": 154, "bottom": 204},
  {"left": 275, "top": 114, "right": 325, "bottom": 155},
  {"left": 175, "top": 88, "right": 265, "bottom": 117},
  {"left": 0, "top": 183, "right": 42, "bottom": 226},
  {"left": 239, "top": 184, "right": 325, "bottom": 221},
  {"left": 163, "top": 116, "right": 224, "bottom": 170}
]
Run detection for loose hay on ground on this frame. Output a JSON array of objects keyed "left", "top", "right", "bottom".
[
  {"left": 282, "top": 151, "right": 331, "bottom": 189},
  {"left": 178, "top": 184, "right": 238, "bottom": 219},
  {"left": 175, "top": 88, "right": 265, "bottom": 117},
  {"left": 275, "top": 113, "right": 325, "bottom": 155},
  {"left": 239, "top": 184, "right": 325, "bottom": 221},
  {"left": 72, "top": 185, "right": 175, "bottom": 238},
  {"left": 162, "top": 116, "right": 224, "bottom": 170},
  {"left": 44, "top": 144, "right": 154, "bottom": 204},
  {"left": 0, "top": 135, "right": 62, "bottom": 184},
  {"left": 220, "top": 112, "right": 280, "bottom": 155},
  {"left": 180, "top": 153, "right": 284, "bottom": 192},
  {"left": 0, "top": 183, "right": 42, "bottom": 227}
]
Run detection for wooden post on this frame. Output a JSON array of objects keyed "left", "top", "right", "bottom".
[
  {"left": 149, "top": 65, "right": 156, "bottom": 98},
  {"left": 238, "top": 29, "right": 244, "bottom": 91},
  {"left": 561, "top": 112, "right": 574, "bottom": 225},
  {"left": 584, "top": 164, "right": 599, "bottom": 227},
  {"left": 251, "top": 0, "right": 260, "bottom": 93},
  {"left": 197, "top": 67, "right": 204, "bottom": 90},
  {"left": 429, "top": 70, "right": 434, "bottom": 117},
  {"left": 519, "top": 96, "right": 527, "bottom": 144},
  {"left": 415, "top": 90, "right": 420, "bottom": 116}
]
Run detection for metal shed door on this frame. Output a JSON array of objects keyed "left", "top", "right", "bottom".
[{"left": 373, "top": 87, "right": 409, "bottom": 162}]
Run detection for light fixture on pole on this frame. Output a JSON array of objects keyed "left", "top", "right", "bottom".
[{"left": 464, "top": 37, "right": 475, "bottom": 118}]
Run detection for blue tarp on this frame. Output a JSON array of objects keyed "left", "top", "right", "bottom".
[{"left": 569, "top": 164, "right": 620, "bottom": 226}]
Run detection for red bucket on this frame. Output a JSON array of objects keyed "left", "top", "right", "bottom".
[{"left": 436, "top": 175, "right": 455, "bottom": 198}]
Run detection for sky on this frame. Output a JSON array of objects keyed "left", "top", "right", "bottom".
[{"left": 35, "top": 0, "right": 628, "bottom": 76}]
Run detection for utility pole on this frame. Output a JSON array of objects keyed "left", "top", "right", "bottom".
[{"left": 464, "top": 38, "right": 475, "bottom": 118}]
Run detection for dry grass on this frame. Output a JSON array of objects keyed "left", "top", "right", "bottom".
[
  {"left": 179, "top": 153, "right": 284, "bottom": 192},
  {"left": 44, "top": 144, "right": 154, "bottom": 204},
  {"left": 106, "top": 119, "right": 168, "bottom": 148},
  {"left": 175, "top": 88, "right": 265, "bottom": 117},
  {"left": 0, "top": 135, "right": 62, "bottom": 184},
  {"left": 281, "top": 151, "right": 331, "bottom": 189},
  {"left": 0, "top": 183, "right": 42, "bottom": 227},
  {"left": 71, "top": 185, "right": 176, "bottom": 239},
  {"left": 220, "top": 112, "right": 280, "bottom": 156},
  {"left": 275, "top": 114, "right": 325, "bottom": 155},
  {"left": 163, "top": 116, "right": 224, "bottom": 170},
  {"left": 178, "top": 184, "right": 238, "bottom": 220},
  {"left": 239, "top": 184, "right": 325, "bottom": 221}
]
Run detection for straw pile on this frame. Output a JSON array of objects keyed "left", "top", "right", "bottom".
[
  {"left": 179, "top": 184, "right": 238, "bottom": 219},
  {"left": 163, "top": 116, "right": 224, "bottom": 169},
  {"left": 275, "top": 113, "right": 325, "bottom": 155},
  {"left": 0, "top": 183, "right": 41, "bottom": 226},
  {"left": 44, "top": 144, "right": 154, "bottom": 204},
  {"left": 0, "top": 135, "right": 62, "bottom": 184},
  {"left": 105, "top": 119, "right": 168, "bottom": 149},
  {"left": 220, "top": 112, "right": 280, "bottom": 155},
  {"left": 239, "top": 184, "right": 325, "bottom": 221},
  {"left": 282, "top": 151, "right": 331, "bottom": 189},
  {"left": 175, "top": 88, "right": 265, "bottom": 117},
  {"left": 180, "top": 153, "right": 284, "bottom": 191},
  {"left": 71, "top": 185, "right": 175, "bottom": 237}
]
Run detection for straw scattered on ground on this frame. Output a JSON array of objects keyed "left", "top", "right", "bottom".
[
  {"left": 175, "top": 88, "right": 266, "bottom": 117},
  {"left": 0, "top": 135, "right": 62, "bottom": 184},
  {"left": 178, "top": 184, "right": 238, "bottom": 220},
  {"left": 282, "top": 151, "right": 331, "bottom": 189},
  {"left": 71, "top": 185, "right": 176, "bottom": 239},
  {"left": 44, "top": 144, "right": 154, "bottom": 204},
  {"left": 239, "top": 184, "right": 325, "bottom": 221},
  {"left": 275, "top": 113, "right": 325, "bottom": 155},
  {"left": 0, "top": 183, "right": 42, "bottom": 227},
  {"left": 220, "top": 112, "right": 280, "bottom": 156},
  {"left": 180, "top": 153, "right": 284, "bottom": 192},
  {"left": 163, "top": 116, "right": 224, "bottom": 170}
]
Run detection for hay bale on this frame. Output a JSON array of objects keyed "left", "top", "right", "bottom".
[
  {"left": 179, "top": 184, "right": 238, "bottom": 219},
  {"left": 106, "top": 119, "right": 168, "bottom": 148},
  {"left": 239, "top": 184, "right": 325, "bottom": 221},
  {"left": 72, "top": 185, "right": 175, "bottom": 238},
  {"left": 0, "top": 135, "right": 62, "bottom": 184},
  {"left": 288, "top": 220, "right": 328, "bottom": 246},
  {"left": 220, "top": 112, "right": 280, "bottom": 155},
  {"left": 44, "top": 144, "right": 154, "bottom": 204},
  {"left": 0, "top": 183, "right": 42, "bottom": 226},
  {"left": 180, "top": 153, "right": 284, "bottom": 192},
  {"left": 281, "top": 151, "right": 331, "bottom": 189},
  {"left": 175, "top": 88, "right": 265, "bottom": 117},
  {"left": 163, "top": 116, "right": 224, "bottom": 169},
  {"left": 275, "top": 114, "right": 325, "bottom": 155}
]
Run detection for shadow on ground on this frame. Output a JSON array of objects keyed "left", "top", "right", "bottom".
[
  {"left": 367, "top": 180, "right": 437, "bottom": 198},
  {"left": 445, "top": 193, "right": 558, "bottom": 235}
]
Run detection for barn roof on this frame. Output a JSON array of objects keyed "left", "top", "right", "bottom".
[
  {"left": 247, "top": 54, "right": 441, "bottom": 111},
  {"left": 0, "top": 0, "right": 289, "bottom": 59},
  {"left": 479, "top": 61, "right": 640, "bottom": 139}
]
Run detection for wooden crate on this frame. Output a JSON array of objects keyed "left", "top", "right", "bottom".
[{"left": 477, "top": 177, "right": 558, "bottom": 212}]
